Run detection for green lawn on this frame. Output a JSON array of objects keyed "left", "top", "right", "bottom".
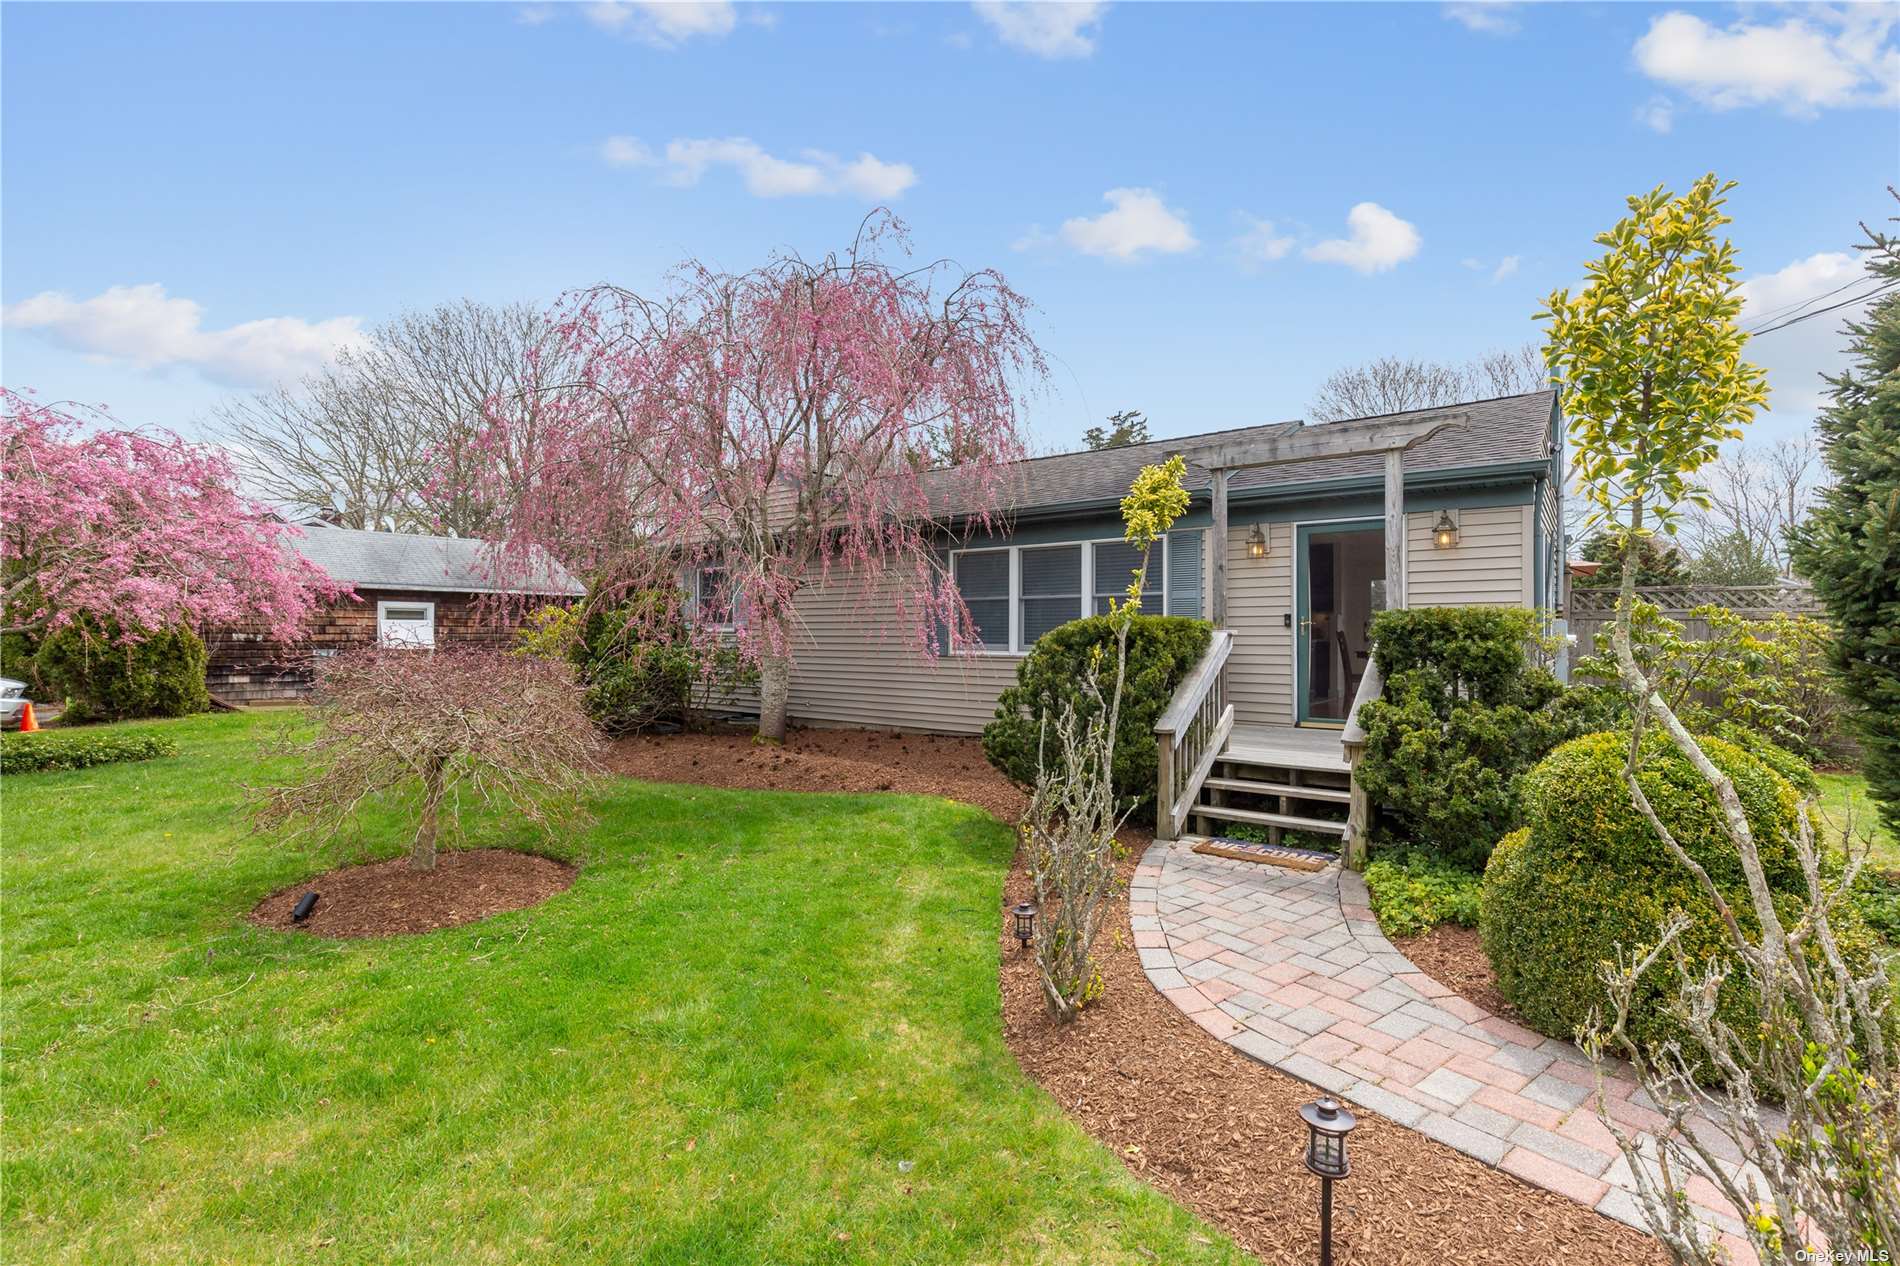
[
  {"left": 1816, "top": 771, "right": 1899, "bottom": 870},
  {"left": 3, "top": 712, "right": 1246, "bottom": 1266}
]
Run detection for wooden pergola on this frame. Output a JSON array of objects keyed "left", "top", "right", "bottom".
[{"left": 1174, "top": 410, "right": 1467, "bottom": 624}]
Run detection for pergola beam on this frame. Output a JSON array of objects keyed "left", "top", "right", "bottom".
[{"left": 1183, "top": 411, "right": 1467, "bottom": 624}]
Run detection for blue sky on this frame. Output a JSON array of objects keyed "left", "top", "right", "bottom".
[{"left": 4, "top": 1, "right": 1895, "bottom": 454}]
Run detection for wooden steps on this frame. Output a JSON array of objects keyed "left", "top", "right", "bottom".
[{"left": 1200, "top": 775, "right": 1351, "bottom": 803}]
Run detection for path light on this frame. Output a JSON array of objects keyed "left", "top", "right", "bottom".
[
  {"left": 1247, "top": 523, "right": 1269, "bottom": 559},
  {"left": 1432, "top": 509, "right": 1460, "bottom": 549},
  {"left": 1010, "top": 901, "right": 1037, "bottom": 951},
  {"left": 291, "top": 892, "right": 320, "bottom": 923},
  {"left": 1300, "top": 1096, "right": 1357, "bottom": 1266}
]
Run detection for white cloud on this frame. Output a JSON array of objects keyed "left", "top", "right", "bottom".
[
  {"left": 601, "top": 135, "right": 917, "bottom": 200},
  {"left": 582, "top": 1, "right": 737, "bottom": 46},
  {"left": 1303, "top": 202, "right": 1421, "bottom": 274},
  {"left": 1738, "top": 251, "right": 1878, "bottom": 414},
  {"left": 599, "top": 135, "right": 654, "bottom": 167},
  {"left": 1234, "top": 216, "right": 1294, "bottom": 268},
  {"left": 1443, "top": 2, "right": 1519, "bottom": 36},
  {"left": 1058, "top": 188, "right": 1196, "bottom": 261},
  {"left": 1634, "top": 8, "right": 1900, "bottom": 117},
  {"left": 516, "top": 5, "right": 556, "bottom": 26},
  {"left": 1636, "top": 95, "right": 1675, "bottom": 133},
  {"left": 2, "top": 284, "right": 364, "bottom": 388},
  {"left": 1491, "top": 255, "right": 1520, "bottom": 283},
  {"left": 972, "top": 1, "right": 1105, "bottom": 58}
]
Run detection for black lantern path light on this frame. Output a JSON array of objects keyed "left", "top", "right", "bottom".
[
  {"left": 1300, "top": 1095, "right": 1357, "bottom": 1266},
  {"left": 1010, "top": 901, "right": 1038, "bottom": 951}
]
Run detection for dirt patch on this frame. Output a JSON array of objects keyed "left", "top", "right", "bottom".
[
  {"left": 612, "top": 726, "right": 1662, "bottom": 1265},
  {"left": 1390, "top": 923, "right": 1523, "bottom": 1024},
  {"left": 249, "top": 849, "right": 575, "bottom": 939},
  {"left": 606, "top": 725, "right": 1027, "bottom": 823}
]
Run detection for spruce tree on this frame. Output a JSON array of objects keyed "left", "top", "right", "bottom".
[{"left": 1790, "top": 202, "right": 1900, "bottom": 836}]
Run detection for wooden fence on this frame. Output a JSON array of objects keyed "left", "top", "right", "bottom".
[{"left": 1566, "top": 581, "right": 1822, "bottom": 655}]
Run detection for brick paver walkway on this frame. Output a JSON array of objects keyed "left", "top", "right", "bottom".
[{"left": 1135, "top": 838, "right": 1763, "bottom": 1259}]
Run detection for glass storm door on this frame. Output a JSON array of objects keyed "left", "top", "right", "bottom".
[{"left": 1296, "top": 522, "right": 1385, "bottom": 724}]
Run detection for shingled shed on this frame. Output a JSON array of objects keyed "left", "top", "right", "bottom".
[{"left": 206, "top": 527, "right": 583, "bottom": 704}]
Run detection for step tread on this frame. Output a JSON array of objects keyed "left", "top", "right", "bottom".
[
  {"left": 1201, "top": 776, "right": 1352, "bottom": 802},
  {"left": 1189, "top": 802, "right": 1349, "bottom": 837}
]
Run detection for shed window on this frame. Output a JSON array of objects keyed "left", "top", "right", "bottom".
[
  {"left": 951, "top": 550, "right": 1010, "bottom": 651},
  {"left": 1020, "top": 545, "right": 1083, "bottom": 645},
  {"left": 377, "top": 601, "right": 436, "bottom": 649}
]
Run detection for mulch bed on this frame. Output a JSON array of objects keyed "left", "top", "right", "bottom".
[
  {"left": 1390, "top": 923, "right": 1524, "bottom": 1024},
  {"left": 608, "top": 726, "right": 1663, "bottom": 1265},
  {"left": 249, "top": 848, "right": 576, "bottom": 939}
]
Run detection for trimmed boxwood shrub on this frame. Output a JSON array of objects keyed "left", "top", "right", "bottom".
[
  {"left": 1482, "top": 730, "right": 1885, "bottom": 1062},
  {"left": 982, "top": 614, "right": 1211, "bottom": 820},
  {"left": 1, "top": 729, "right": 177, "bottom": 774},
  {"left": 34, "top": 617, "right": 209, "bottom": 724},
  {"left": 1356, "top": 607, "right": 1621, "bottom": 868}
]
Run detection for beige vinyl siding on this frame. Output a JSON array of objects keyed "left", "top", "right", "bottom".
[
  {"left": 716, "top": 563, "right": 1015, "bottom": 735},
  {"left": 1225, "top": 521, "right": 1297, "bottom": 724},
  {"left": 1405, "top": 504, "right": 1532, "bottom": 607}
]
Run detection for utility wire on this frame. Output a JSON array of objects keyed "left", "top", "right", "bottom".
[
  {"left": 1748, "top": 280, "right": 1900, "bottom": 339},
  {"left": 1742, "top": 272, "right": 1879, "bottom": 330}
]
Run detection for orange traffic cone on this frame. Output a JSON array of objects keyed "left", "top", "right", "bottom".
[{"left": 19, "top": 701, "right": 39, "bottom": 732}]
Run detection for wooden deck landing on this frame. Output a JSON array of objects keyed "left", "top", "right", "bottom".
[{"left": 1223, "top": 723, "right": 1350, "bottom": 775}]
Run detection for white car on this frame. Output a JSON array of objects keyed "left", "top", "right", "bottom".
[{"left": 0, "top": 677, "right": 30, "bottom": 729}]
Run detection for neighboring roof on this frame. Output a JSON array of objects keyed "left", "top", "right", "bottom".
[
  {"left": 941, "top": 389, "right": 1559, "bottom": 518},
  {"left": 287, "top": 527, "right": 584, "bottom": 596}
]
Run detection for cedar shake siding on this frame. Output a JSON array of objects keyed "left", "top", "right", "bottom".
[{"left": 207, "top": 589, "right": 532, "bottom": 704}]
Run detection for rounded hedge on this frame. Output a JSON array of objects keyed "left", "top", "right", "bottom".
[
  {"left": 1482, "top": 729, "right": 1849, "bottom": 1059},
  {"left": 34, "top": 618, "right": 210, "bottom": 724},
  {"left": 982, "top": 614, "right": 1211, "bottom": 820}
]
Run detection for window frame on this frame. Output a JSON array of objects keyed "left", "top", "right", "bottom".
[
  {"left": 376, "top": 599, "right": 437, "bottom": 650},
  {"left": 691, "top": 565, "right": 739, "bottom": 632},
  {"left": 946, "top": 534, "right": 1178, "bottom": 655}
]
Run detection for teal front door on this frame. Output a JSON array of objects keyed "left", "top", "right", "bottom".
[{"left": 1296, "top": 520, "right": 1386, "bottom": 724}]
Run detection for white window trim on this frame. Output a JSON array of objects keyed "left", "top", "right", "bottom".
[
  {"left": 948, "top": 535, "right": 1178, "bottom": 655},
  {"left": 376, "top": 599, "right": 436, "bottom": 649},
  {"left": 688, "top": 565, "right": 740, "bottom": 633}
]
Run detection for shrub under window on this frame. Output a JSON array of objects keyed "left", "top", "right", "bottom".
[{"left": 982, "top": 614, "right": 1211, "bottom": 820}]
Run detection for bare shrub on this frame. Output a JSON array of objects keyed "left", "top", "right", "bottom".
[
  {"left": 253, "top": 648, "right": 601, "bottom": 870},
  {"left": 1021, "top": 653, "right": 1130, "bottom": 1021}
]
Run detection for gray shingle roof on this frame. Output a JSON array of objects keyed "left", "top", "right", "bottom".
[
  {"left": 287, "top": 528, "right": 583, "bottom": 595},
  {"left": 979, "top": 389, "right": 1557, "bottom": 515}
]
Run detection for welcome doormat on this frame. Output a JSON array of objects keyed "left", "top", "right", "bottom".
[{"left": 1190, "top": 838, "right": 1336, "bottom": 872}]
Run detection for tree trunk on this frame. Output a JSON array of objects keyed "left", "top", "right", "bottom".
[
  {"left": 756, "top": 648, "right": 792, "bottom": 743},
  {"left": 412, "top": 753, "right": 447, "bottom": 871}
]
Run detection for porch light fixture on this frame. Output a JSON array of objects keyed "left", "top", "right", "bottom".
[
  {"left": 1010, "top": 901, "right": 1038, "bottom": 951},
  {"left": 1432, "top": 510, "right": 1460, "bottom": 550},
  {"left": 1300, "top": 1096, "right": 1357, "bottom": 1266},
  {"left": 1246, "top": 524, "right": 1269, "bottom": 559}
]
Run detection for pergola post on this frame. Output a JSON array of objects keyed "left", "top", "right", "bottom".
[
  {"left": 1210, "top": 467, "right": 1229, "bottom": 627},
  {"left": 1383, "top": 448, "right": 1406, "bottom": 610}
]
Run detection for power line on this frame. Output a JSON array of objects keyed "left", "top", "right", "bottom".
[
  {"left": 1743, "top": 272, "right": 1877, "bottom": 331},
  {"left": 1748, "top": 280, "right": 1900, "bottom": 339}
]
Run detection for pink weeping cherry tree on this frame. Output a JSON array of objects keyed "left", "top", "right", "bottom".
[
  {"left": 1, "top": 388, "right": 341, "bottom": 641},
  {"left": 478, "top": 214, "right": 1046, "bottom": 741}
]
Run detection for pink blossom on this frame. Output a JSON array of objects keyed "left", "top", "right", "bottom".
[{"left": 2, "top": 388, "right": 344, "bottom": 642}]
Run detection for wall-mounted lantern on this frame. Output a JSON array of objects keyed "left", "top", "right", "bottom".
[
  {"left": 1246, "top": 524, "right": 1269, "bottom": 559},
  {"left": 1432, "top": 510, "right": 1461, "bottom": 550}
]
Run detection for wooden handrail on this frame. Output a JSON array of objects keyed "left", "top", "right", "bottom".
[
  {"left": 1340, "top": 651, "right": 1383, "bottom": 747},
  {"left": 1155, "top": 629, "right": 1235, "bottom": 841},
  {"left": 1155, "top": 630, "right": 1233, "bottom": 736}
]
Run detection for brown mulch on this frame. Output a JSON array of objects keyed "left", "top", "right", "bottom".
[
  {"left": 249, "top": 848, "right": 576, "bottom": 939},
  {"left": 609, "top": 726, "right": 1663, "bottom": 1265},
  {"left": 1391, "top": 923, "right": 1524, "bottom": 1024},
  {"left": 604, "top": 725, "right": 1026, "bottom": 822}
]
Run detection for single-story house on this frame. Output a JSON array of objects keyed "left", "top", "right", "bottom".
[
  {"left": 715, "top": 389, "right": 1565, "bottom": 854},
  {"left": 206, "top": 527, "right": 583, "bottom": 704}
]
